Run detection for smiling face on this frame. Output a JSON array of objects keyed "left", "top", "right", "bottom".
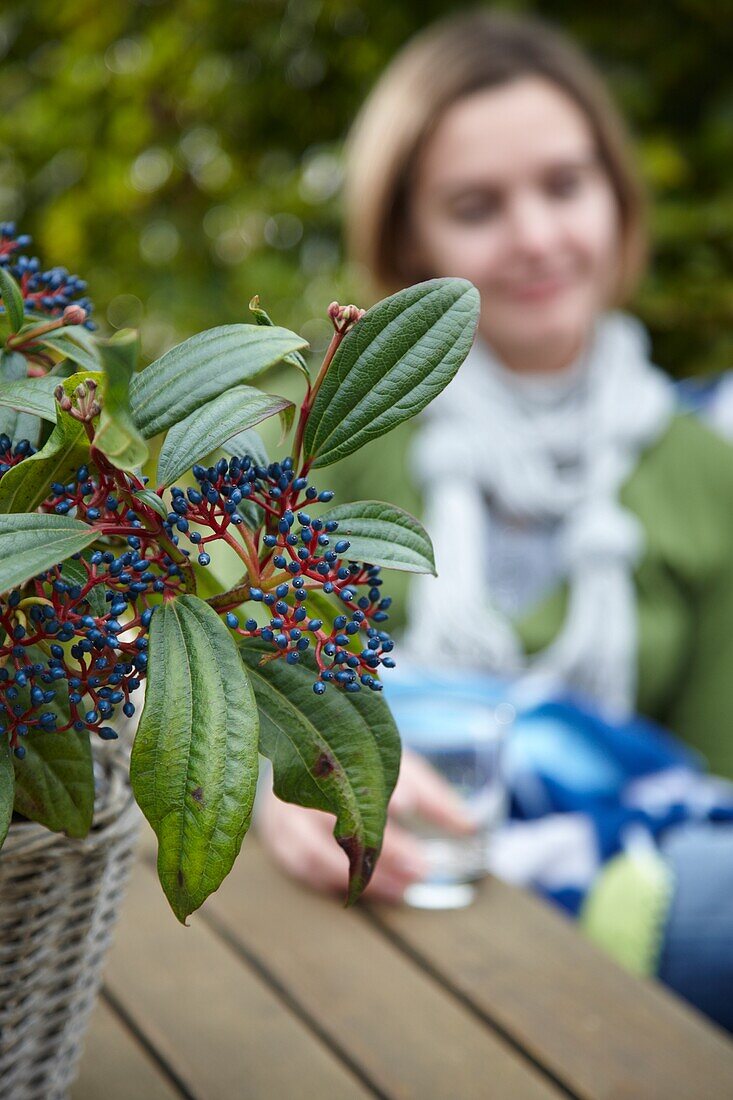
[{"left": 405, "top": 77, "right": 621, "bottom": 372}]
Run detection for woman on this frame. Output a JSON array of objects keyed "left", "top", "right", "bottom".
[{"left": 257, "top": 10, "right": 733, "bottom": 903}]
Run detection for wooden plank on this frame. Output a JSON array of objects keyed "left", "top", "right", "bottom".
[
  {"left": 188, "top": 833, "right": 566, "bottom": 1100},
  {"left": 72, "top": 997, "right": 182, "bottom": 1100},
  {"left": 103, "top": 852, "right": 369, "bottom": 1100},
  {"left": 374, "top": 874, "right": 733, "bottom": 1100}
]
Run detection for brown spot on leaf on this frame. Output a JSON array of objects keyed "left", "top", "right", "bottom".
[
  {"left": 337, "top": 835, "right": 379, "bottom": 904},
  {"left": 362, "top": 847, "right": 377, "bottom": 882},
  {"left": 191, "top": 786, "right": 205, "bottom": 807},
  {"left": 313, "top": 752, "right": 335, "bottom": 778},
  {"left": 177, "top": 869, "right": 184, "bottom": 887}
]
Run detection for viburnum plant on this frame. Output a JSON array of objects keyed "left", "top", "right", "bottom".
[{"left": 0, "top": 225, "right": 479, "bottom": 921}]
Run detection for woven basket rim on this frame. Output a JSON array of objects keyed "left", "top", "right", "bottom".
[{"left": 1, "top": 746, "right": 139, "bottom": 860}]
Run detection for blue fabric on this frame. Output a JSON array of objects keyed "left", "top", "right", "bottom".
[{"left": 658, "top": 823, "right": 733, "bottom": 1032}]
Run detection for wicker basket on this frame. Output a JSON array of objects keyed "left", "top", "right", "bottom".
[{"left": 0, "top": 746, "right": 141, "bottom": 1100}]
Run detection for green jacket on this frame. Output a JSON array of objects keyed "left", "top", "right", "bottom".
[{"left": 332, "top": 410, "right": 733, "bottom": 779}]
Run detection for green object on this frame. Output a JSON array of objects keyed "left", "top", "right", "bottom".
[
  {"left": 0, "top": 371, "right": 61, "bottom": 424},
  {"left": 304, "top": 279, "right": 480, "bottom": 467},
  {"left": 580, "top": 849, "right": 672, "bottom": 977},
  {"left": 0, "top": 513, "right": 96, "bottom": 594},
  {"left": 58, "top": 555, "right": 107, "bottom": 616},
  {"left": 94, "top": 330, "right": 149, "bottom": 471},
  {"left": 239, "top": 638, "right": 400, "bottom": 905},
  {"left": 223, "top": 427, "right": 269, "bottom": 469},
  {"left": 131, "top": 486, "right": 169, "bottom": 520},
  {"left": 0, "top": 372, "right": 94, "bottom": 512},
  {"left": 157, "top": 384, "right": 293, "bottom": 486},
  {"left": 248, "top": 295, "right": 310, "bottom": 379},
  {"left": 0, "top": 351, "right": 45, "bottom": 447},
  {"left": 130, "top": 595, "right": 260, "bottom": 923},
  {"left": 129, "top": 324, "right": 307, "bottom": 438},
  {"left": 519, "top": 412, "right": 733, "bottom": 779},
  {"left": 3, "top": 2, "right": 729, "bottom": 379},
  {"left": 12, "top": 721, "right": 94, "bottom": 839},
  {"left": 0, "top": 738, "right": 13, "bottom": 849},
  {"left": 0, "top": 267, "right": 25, "bottom": 334},
  {"left": 1, "top": 274, "right": 475, "bottom": 921},
  {"left": 41, "top": 327, "right": 102, "bottom": 374},
  {"left": 320, "top": 500, "right": 436, "bottom": 575}
]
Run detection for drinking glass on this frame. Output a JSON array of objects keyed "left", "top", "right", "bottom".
[{"left": 388, "top": 689, "right": 513, "bottom": 909}]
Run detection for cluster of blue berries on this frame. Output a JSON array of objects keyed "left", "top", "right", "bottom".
[
  {"left": 0, "top": 574, "right": 150, "bottom": 757},
  {"left": 1, "top": 432, "right": 398, "bottom": 761},
  {"left": 0, "top": 435, "right": 36, "bottom": 476},
  {"left": 0, "top": 455, "right": 187, "bottom": 757},
  {"left": 163, "top": 453, "right": 395, "bottom": 694},
  {"left": 0, "top": 557, "right": 155, "bottom": 758},
  {"left": 0, "top": 223, "right": 95, "bottom": 329},
  {"left": 241, "top": 576, "right": 394, "bottom": 696},
  {"left": 164, "top": 453, "right": 336, "bottom": 550}
]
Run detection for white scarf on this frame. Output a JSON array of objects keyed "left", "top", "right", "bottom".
[{"left": 405, "top": 312, "right": 675, "bottom": 718}]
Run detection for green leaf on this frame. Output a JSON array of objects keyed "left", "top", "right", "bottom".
[
  {"left": 0, "top": 513, "right": 96, "bottom": 595},
  {"left": 249, "top": 295, "right": 310, "bottom": 379},
  {"left": 0, "top": 737, "right": 14, "bottom": 850},
  {"left": 276, "top": 399, "right": 295, "bottom": 443},
  {"left": 40, "top": 327, "right": 102, "bottom": 373},
  {"left": 248, "top": 296, "right": 279, "bottom": 328},
  {"left": 0, "top": 350, "right": 26, "bottom": 385},
  {"left": 132, "top": 486, "right": 169, "bottom": 520},
  {"left": 129, "top": 324, "right": 308, "bottom": 439},
  {"left": 130, "top": 595, "right": 259, "bottom": 922},
  {"left": 303, "top": 278, "right": 480, "bottom": 467},
  {"left": 93, "top": 329, "right": 149, "bottom": 471},
  {"left": 320, "top": 501, "right": 436, "bottom": 575},
  {"left": 0, "top": 266, "right": 25, "bottom": 333},
  {"left": 157, "top": 385, "right": 294, "bottom": 487},
  {"left": 0, "top": 371, "right": 92, "bottom": 513},
  {"left": 222, "top": 427, "right": 269, "bottom": 468},
  {"left": 0, "top": 371, "right": 60, "bottom": 423},
  {"left": 239, "top": 501, "right": 265, "bottom": 531},
  {"left": 239, "top": 639, "right": 400, "bottom": 904},
  {"left": 58, "top": 554, "right": 107, "bottom": 616},
  {"left": 12, "top": 723, "right": 94, "bottom": 838},
  {"left": 0, "top": 350, "right": 45, "bottom": 445}
]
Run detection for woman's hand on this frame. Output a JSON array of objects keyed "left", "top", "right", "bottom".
[{"left": 256, "top": 748, "right": 476, "bottom": 903}]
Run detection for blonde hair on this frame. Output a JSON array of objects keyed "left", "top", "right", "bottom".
[{"left": 343, "top": 9, "right": 647, "bottom": 302}]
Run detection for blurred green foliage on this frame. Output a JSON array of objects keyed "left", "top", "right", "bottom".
[
  {"left": 2, "top": 0, "right": 732, "bottom": 372},
  {"left": 1, "top": 0, "right": 732, "bottom": 625}
]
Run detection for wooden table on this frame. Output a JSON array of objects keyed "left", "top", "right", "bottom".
[{"left": 73, "top": 825, "right": 733, "bottom": 1100}]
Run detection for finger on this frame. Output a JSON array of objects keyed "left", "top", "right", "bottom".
[
  {"left": 259, "top": 791, "right": 426, "bottom": 900},
  {"left": 373, "top": 821, "right": 429, "bottom": 880},
  {"left": 297, "top": 818, "right": 426, "bottom": 900},
  {"left": 363, "top": 868, "right": 411, "bottom": 904},
  {"left": 283, "top": 825, "right": 350, "bottom": 894},
  {"left": 259, "top": 797, "right": 346, "bottom": 890}
]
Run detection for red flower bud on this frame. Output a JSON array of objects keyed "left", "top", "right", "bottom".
[
  {"left": 327, "top": 302, "right": 365, "bottom": 335},
  {"left": 62, "top": 304, "right": 87, "bottom": 326}
]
